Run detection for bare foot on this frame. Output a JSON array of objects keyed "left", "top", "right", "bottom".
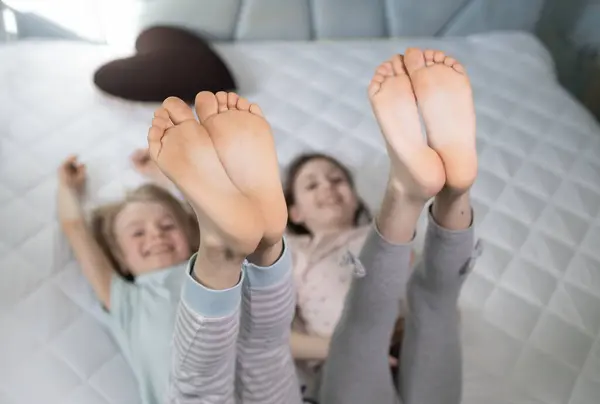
[
  {"left": 403, "top": 48, "right": 477, "bottom": 192},
  {"left": 368, "top": 54, "right": 445, "bottom": 200},
  {"left": 147, "top": 97, "right": 264, "bottom": 255},
  {"left": 194, "top": 91, "right": 288, "bottom": 249}
]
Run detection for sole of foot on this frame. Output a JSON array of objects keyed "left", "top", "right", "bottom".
[
  {"left": 368, "top": 54, "right": 446, "bottom": 201},
  {"left": 147, "top": 96, "right": 265, "bottom": 255},
  {"left": 403, "top": 48, "right": 478, "bottom": 192},
  {"left": 193, "top": 91, "right": 288, "bottom": 248}
]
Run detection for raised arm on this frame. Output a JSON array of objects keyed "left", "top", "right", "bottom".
[{"left": 57, "top": 156, "right": 114, "bottom": 309}]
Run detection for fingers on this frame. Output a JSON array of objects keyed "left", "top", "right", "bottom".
[
  {"left": 131, "top": 148, "right": 151, "bottom": 164},
  {"left": 58, "top": 155, "right": 87, "bottom": 189},
  {"left": 61, "top": 155, "right": 85, "bottom": 173}
]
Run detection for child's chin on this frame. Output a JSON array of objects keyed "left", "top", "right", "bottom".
[
  {"left": 322, "top": 211, "right": 353, "bottom": 226},
  {"left": 146, "top": 255, "right": 182, "bottom": 271}
]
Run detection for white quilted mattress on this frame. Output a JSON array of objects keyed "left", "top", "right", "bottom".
[{"left": 1, "top": 31, "right": 600, "bottom": 404}]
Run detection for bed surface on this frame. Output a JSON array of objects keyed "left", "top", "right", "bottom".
[{"left": 1, "top": 31, "right": 600, "bottom": 404}]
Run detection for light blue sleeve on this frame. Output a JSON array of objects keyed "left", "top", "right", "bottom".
[{"left": 107, "top": 274, "right": 142, "bottom": 338}]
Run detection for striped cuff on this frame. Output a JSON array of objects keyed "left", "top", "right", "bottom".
[
  {"left": 243, "top": 237, "right": 292, "bottom": 288},
  {"left": 182, "top": 253, "right": 243, "bottom": 318}
]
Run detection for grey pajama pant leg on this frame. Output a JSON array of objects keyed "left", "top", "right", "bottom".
[
  {"left": 319, "top": 208, "right": 476, "bottom": 404},
  {"left": 319, "top": 225, "right": 412, "bottom": 404},
  {"left": 399, "top": 210, "right": 475, "bottom": 404}
]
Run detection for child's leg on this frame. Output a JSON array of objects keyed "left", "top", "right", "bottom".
[
  {"left": 148, "top": 92, "right": 290, "bottom": 403},
  {"left": 169, "top": 253, "right": 243, "bottom": 404},
  {"left": 189, "top": 91, "right": 300, "bottom": 403},
  {"left": 397, "top": 48, "right": 478, "bottom": 404},
  {"left": 236, "top": 240, "right": 302, "bottom": 404},
  {"left": 320, "top": 52, "right": 447, "bottom": 404},
  {"left": 398, "top": 193, "right": 475, "bottom": 404},
  {"left": 318, "top": 219, "right": 416, "bottom": 404}
]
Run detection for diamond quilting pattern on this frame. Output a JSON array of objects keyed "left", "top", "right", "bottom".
[{"left": 1, "top": 32, "right": 600, "bottom": 404}]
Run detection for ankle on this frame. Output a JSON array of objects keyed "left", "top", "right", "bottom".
[
  {"left": 376, "top": 185, "right": 426, "bottom": 244},
  {"left": 193, "top": 245, "right": 245, "bottom": 290},
  {"left": 432, "top": 190, "right": 472, "bottom": 230},
  {"left": 385, "top": 179, "right": 430, "bottom": 207},
  {"left": 436, "top": 186, "right": 470, "bottom": 202},
  {"left": 247, "top": 239, "right": 284, "bottom": 267}
]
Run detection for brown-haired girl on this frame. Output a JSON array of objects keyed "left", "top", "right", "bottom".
[{"left": 282, "top": 152, "right": 411, "bottom": 384}]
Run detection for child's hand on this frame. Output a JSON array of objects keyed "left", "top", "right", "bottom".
[
  {"left": 57, "top": 156, "right": 86, "bottom": 225},
  {"left": 131, "top": 148, "right": 171, "bottom": 187},
  {"left": 131, "top": 148, "right": 153, "bottom": 176},
  {"left": 58, "top": 155, "right": 86, "bottom": 192}
]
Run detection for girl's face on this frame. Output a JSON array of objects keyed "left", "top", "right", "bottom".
[
  {"left": 113, "top": 201, "right": 191, "bottom": 276},
  {"left": 289, "top": 158, "right": 359, "bottom": 235}
]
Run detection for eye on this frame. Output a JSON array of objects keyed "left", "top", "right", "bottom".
[
  {"left": 306, "top": 182, "right": 318, "bottom": 191},
  {"left": 330, "top": 176, "right": 344, "bottom": 184},
  {"left": 161, "top": 222, "right": 176, "bottom": 231},
  {"left": 132, "top": 229, "right": 144, "bottom": 238}
]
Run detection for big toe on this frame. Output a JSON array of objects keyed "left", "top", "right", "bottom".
[
  {"left": 162, "top": 97, "right": 196, "bottom": 124},
  {"left": 195, "top": 91, "right": 219, "bottom": 122},
  {"left": 403, "top": 48, "right": 426, "bottom": 76}
]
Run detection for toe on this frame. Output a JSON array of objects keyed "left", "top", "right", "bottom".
[
  {"left": 404, "top": 48, "right": 427, "bottom": 76},
  {"left": 162, "top": 97, "right": 196, "bottom": 125},
  {"left": 423, "top": 49, "right": 435, "bottom": 62},
  {"left": 423, "top": 49, "right": 435, "bottom": 67},
  {"left": 152, "top": 116, "right": 172, "bottom": 130},
  {"left": 249, "top": 103, "right": 264, "bottom": 117},
  {"left": 376, "top": 62, "right": 393, "bottom": 77},
  {"left": 154, "top": 107, "right": 170, "bottom": 121},
  {"left": 390, "top": 54, "right": 408, "bottom": 76},
  {"left": 444, "top": 57, "right": 456, "bottom": 66},
  {"left": 433, "top": 50, "right": 445, "bottom": 63},
  {"left": 236, "top": 96, "right": 251, "bottom": 111},
  {"left": 368, "top": 80, "right": 382, "bottom": 98},
  {"left": 227, "top": 92, "right": 239, "bottom": 109},
  {"left": 195, "top": 91, "right": 219, "bottom": 122},
  {"left": 147, "top": 125, "right": 164, "bottom": 159},
  {"left": 452, "top": 63, "right": 466, "bottom": 74},
  {"left": 215, "top": 91, "right": 229, "bottom": 112},
  {"left": 372, "top": 74, "right": 385, "bottom": 84}
]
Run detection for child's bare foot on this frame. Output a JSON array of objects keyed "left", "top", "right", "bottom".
[
  {"left": 368, "top": 55, "right": 445, "bottom": 200},
  {"left": 193, "top": 91, "right": 288, "bottom": 249},
  {"left": 147, "top": 97, "right": 264, "bottom": 256},
  {"left": 404, "top": 48, "right": 477, "bottom": 192}
]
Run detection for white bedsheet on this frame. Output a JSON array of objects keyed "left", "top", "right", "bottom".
[{"left": 1, "top": 31, "right": 600, "bottom": 404}]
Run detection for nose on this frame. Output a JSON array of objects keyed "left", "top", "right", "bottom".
[
  {"left": 317, "top": 180, "right": 335, "bottom": 193},
  {"left": 147, "top": 224, "right": 165, "bottom": 239}
]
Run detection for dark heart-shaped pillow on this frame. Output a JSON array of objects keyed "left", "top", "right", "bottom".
[{"left": 93, "top": 26, "right": 236, "bottom": 103}]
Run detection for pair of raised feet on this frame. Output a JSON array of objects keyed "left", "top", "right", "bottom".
[{"left": 147, "top": 48, "right": 477, "bottom": 258}]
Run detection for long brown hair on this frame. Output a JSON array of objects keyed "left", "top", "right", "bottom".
[
  {"left": 90, "top": 184, "right": 199, "bottom": 281},
  {"left": 283, "top": 153, "right": 372, "bottom": 236}
]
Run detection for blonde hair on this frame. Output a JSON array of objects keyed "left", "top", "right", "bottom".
[{"left": 91, "top": 184, "right": 199, "bottom": 280}]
